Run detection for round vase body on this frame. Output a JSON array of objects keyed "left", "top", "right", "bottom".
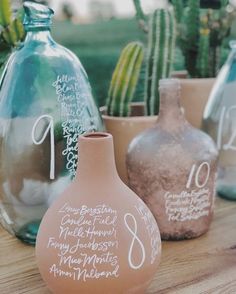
[
  {"left": 36, "top": 133, "right": 161, "bottom": 294},
  {"left": 203, "top": 41, "right": 236, "bottom": 200},
  {"left": 127, "top": 79, "right": 218, "bottom": 240},
  {"left": 0, "top": 2, "right": 103, "bottom": 244}
]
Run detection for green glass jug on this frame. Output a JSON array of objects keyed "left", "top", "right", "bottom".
[
  {"left": 0, "top": 2, "right": 103, "bottom": 244},
  {"left": 203, "top": 41, "right": 236, "bottom": 201}
]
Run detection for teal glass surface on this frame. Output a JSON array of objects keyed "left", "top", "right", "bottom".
[
  {"left": 203, "top": 41, "right": 236, "bottom": 201},
  {"left": 0, "top": 2, "right": 103, "bottom": 244}
]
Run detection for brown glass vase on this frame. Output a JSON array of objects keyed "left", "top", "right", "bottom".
[
  {"left": 36, "top": 133, "right": 161, "bottom": 294},
  {"left": 127, "top": 79, "right": 218, "bottom": 241}
]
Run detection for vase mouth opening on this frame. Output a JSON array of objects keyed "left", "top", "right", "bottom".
[
  {"left": 23, "top": 1, "right": 54, "bottom": 31},
  {"left": 159, "top": 78, "right": 181, "bottom": 90},
  {"left": 82, "top": 132, "right": 112, "bottom": 140}
]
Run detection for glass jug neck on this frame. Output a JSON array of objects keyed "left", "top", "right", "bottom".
[
  {"left": 158, "top": 79, "right": 185, "bottom": 126},
  {"left": 24, "top": 30, "right": 53, "bottom": 43}
]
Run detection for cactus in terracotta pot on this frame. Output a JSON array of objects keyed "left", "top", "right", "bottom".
[
  {"left": 172, "top": 0, "right": 236, "bottom": 77},
  {"left": 106, "top": 4, "right": 176, "bottom": 117},
  {"left": 132, "top": 1, "right": 176, "bottom": 115},
  {"left": 106, "top": 41, "right": 144, "bottom": 117}
]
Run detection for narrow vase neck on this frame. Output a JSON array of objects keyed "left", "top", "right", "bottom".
[
  {"left": 158, "top": 81, "right": 185, "bottom": 128},
  {"left": 24, "top": 30, "right": 54, "bottom": 44},
  {"left": 75, "top": 133, "right": 119, "bottom": 184}
]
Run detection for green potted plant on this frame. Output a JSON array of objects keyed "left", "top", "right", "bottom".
[
  {"left": 101, "top": 6, "right": 176, "bottom": 182},
  {"left": 102, "top": 0, "right": 235, "bottom": 182},
  {"left": 170, "top": 0, "right": 236, "bottom": 128}
]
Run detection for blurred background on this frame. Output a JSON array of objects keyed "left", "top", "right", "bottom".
[{"left": 9, "top": 0, "right": 236, "bottom": 106}]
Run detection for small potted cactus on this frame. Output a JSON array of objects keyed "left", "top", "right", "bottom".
[
  {"left": 171, "top": 0, "right": 236, "bottom": 128},
  {"left": 101, "top": 6, "right": 176, "bottom": 182}
]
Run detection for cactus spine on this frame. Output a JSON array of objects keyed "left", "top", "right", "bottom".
[
  {"left": 107, "top": 42, "right": 144, "bottom": 117},
  {"left": 145, "top": 9, "right": 176, "bottom": 115}
]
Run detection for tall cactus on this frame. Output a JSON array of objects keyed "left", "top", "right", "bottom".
[
  {"left": 172, "top": 0, "right": 236, "bottom": 77},
  {"left": 107, "top": 42, "right": 144, "bottom": 117},
  {"left": 145, "top": 9, "right": 176, "bottom": 115},
  {"left": 106, "top": 2, "right": 176, "bottom": 117}
]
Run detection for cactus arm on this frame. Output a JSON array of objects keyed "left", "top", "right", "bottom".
[
  {"left": 107, "top": 42, "right": 144, "bottom": 117},
  {"left": 145, "top": 11, "right": 156, "bottom": 115},
  {"left": 197, "top": 28, "right": 210, "bottom": 77},
  {"left": 132, "top": 0, "right": 148, "bottom": 33},
  {"left": 184, "top": 0, "right": 200, "bottom": 77},
  {"left": 166, "top": 9, "right": 176, "bottom": 76},
  {"left": 0, "top": 0, "right": 11, "bottom": 27},
  {"left": 119, "top": 45, "right": 144, "bottom": 116},
  {"left": 2, "top": 25, "right": 17, "bottom": 45},
  {"left": 171, "top": 0, "right": 184, "bottom": 23},
  {"left": 111, "top": 44, "right": 136, "bottom": 116},
  {"left": 145, "top": 9, "right": 176, "bottom": 115},
  {"left": 149, "top": 10, "right": 163, "bottom": 116},
  {"left": 13, "top": 18, "right": 25, "bottom": 41},
  {"left": 107, "top": 45, "right": 131, "bottom": 116}
]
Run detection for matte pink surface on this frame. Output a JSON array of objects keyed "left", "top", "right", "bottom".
[{"left": 36, "top": 133, "right": 161, "bottom": 293}]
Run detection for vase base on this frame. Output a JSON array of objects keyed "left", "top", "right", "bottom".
[
  {"left": 161, "top": 228, "right": 208, "bottom": 241},
  {"left": 217, "top": 184, "right": 236, "bottom": 201},
  {"left": 15, "top": 220, "right": 41, "bottom": 245}
]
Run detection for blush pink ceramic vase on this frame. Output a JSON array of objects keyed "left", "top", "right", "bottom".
[
  {"left": 127, "top": 79, "right": 218, "bottom": 241},
  {"left": 36, "top": 133, "right": 161, "bottom": 294}
]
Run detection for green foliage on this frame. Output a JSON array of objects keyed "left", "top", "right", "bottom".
[
  {"left": 0, "top": 0, "right": 11, "bottom": 26},
  {"left": 172, "top": 0, "right": 236, "bottom": 77},
  {"left": 0, "top": 0, "right": 25, "bottom": 70},
  {"left": 107, "top": 42, "right": 144, "bottom": 116},
  {"left": 145, "top": 9, "right": 176, "bottom": 115}
]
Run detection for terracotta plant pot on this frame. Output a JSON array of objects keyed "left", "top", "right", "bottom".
[
  {"left": 100, "top": 103, "right": 157, "bottom": 183},
  {"left": 180, "top": 78, "right": 215, "bottom": 129},
  {"left": 36, "top": 132, "right": 162, "bottom": 294}
]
